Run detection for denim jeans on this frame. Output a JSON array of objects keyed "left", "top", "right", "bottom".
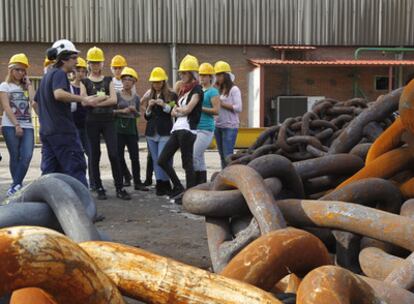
[
  {"left": 2, "top": 126, "right": 34, "bottom": 187},
  {"left": 193, "top": 130, "right": 214, "bottom": 171},
  {"left": 147, "top": 135, "right": 170, "bottom": 181},
  {"left": 214, "top": 127, "right": 238, "bottom": 169}
]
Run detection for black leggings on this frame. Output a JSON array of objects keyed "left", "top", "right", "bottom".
[
  {"left": 158, "top": 129, "right": 196, "bottom": 189},
  {"left": 86, "top": 120, "right": 123, "bottom": 190},
  {"left": 117, "top": 133, "right": 142, "bottom": 185}
]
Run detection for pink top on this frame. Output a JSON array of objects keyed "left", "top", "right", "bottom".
[{"left": 216, "top": 86, "right": 242, "bottom": 128}]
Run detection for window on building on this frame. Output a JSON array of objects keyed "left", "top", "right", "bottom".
[{"left": 375, "top": 76, "right": 390, "bottom": 91}]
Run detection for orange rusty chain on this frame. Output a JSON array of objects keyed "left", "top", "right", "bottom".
[
  {"left": 207, "top": 164, "right": 288, "bottom": 272},
  {"left": 220, "top": 228, "right": 332, "bottom": 291},
  {"left": 184, "top": 155, "right": 405, "bottom": 273},
  {"left": 2, "top": 226, "right": 414, "bottom": 303},
  {"left": 0, "top": 226, "right": 124, "bottom": 304},
  {"left": 296, "top": 266, "right": 384, "bottom": 304},
  {"left": 0, "top": 226, "right": 284, "bottom": 304}
]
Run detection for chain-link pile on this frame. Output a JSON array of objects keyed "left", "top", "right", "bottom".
[{"left": 228, "top": 91, "right": 401, "bottom": 166}]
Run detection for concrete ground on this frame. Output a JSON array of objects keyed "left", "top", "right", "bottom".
[{"left": 0, "top": 141, "right": 223, "bottom": 303}]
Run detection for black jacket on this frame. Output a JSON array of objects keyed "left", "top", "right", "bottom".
[
  {"left": 144, "top": 91, "right": 177, "bottom": 137},
  {"left": 185, "top": 84, "right": 204, "bottom": 130}
]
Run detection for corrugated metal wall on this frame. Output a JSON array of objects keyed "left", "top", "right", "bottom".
[{"left": 0, "top": 0, "right": 413, "bottom": 45}]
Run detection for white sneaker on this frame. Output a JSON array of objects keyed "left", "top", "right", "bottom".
[{"left": 6, "top": 187, "right": 15, "bottom": 197}]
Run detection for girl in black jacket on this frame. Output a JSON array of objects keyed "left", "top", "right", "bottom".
[{"left": 142, "top": 67, "right": 177, "bottom": 196}]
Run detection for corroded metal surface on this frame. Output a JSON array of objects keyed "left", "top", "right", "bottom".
[
  {"left": 360, "top": 276, "right": 414, "bottom": 304},
  {"left": 248, "top": 154, "right": 304, "bottom": 198},
  {"left": 399, "top": 79, "right": 414, "bottom": 135},
  {"left": 366, "top": 117, "right": 404, "bottom": 164},
  {"left": 329, "top": 87, "right": 402, "bottom": 154},
  {"left": 10, "top": 288, "right": 57, "bottom": 304},
  {"left": 220, "top": 228, "right": 331, "bottom": 291},
  {"left": 349, "top": 143, "right": 372, "bottom": 161},
  {"left": 359, "top": 247, "right": 403, "bottom": 281},
  {"left": 275, "top": 199, "right": 414, "bottom": 251},
  {"left": 205, "top": 165, "right": 287, "bottom": 272},
  {"left": 293, "top": 154, "right": 364, "bottom": 180},
  {"left": 80, "top": 242, "right": 283, "bottom": 304},
  {"left": 400, "top": 199, "right": 414, "bottom": 218},
  {"left": 212, "top": 165, "right": 286, "bottom": 234},
  {"left": 321, "top": 178, "right": 403, "bottom": 213},
  {"left": 182, "top": 178, "right": 281, "bottom": 217},
  {"left": 296, "top": 266, "right": 384, "bottom": 304},
  {"left": 0, "top": 227, "right": 124, "bottom": 304},
  {"left": 385, "top": 251, "right": 414, "bottom": 290},
  {"left": 336, "top": 147, "right": 414, "bottom": 190},
  {"left": 5, "top": 174, "right": 101, "bottom": 242}
]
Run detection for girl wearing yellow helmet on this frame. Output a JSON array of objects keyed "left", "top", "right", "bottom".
[
  {"left": 0, "top": 53, "right": 35, "bottom": 196},
  {"left": 70, "top": 57, "right": 95, "bottom": 189},
  {"left": 214, "top": 61, "right": 242, "bottom": 169},
  {"left": 80, "top": 46, "right": 131, "bottom": 200},
  {"left": 141, "top": 67, "right": 177, "bottom": 196},
  {"left": 193, "top": 63, "right": 220, "bottom": 184},
  {"left": 114, "top": 67, "right": 148, "bottom": 191},
  {"left": 158, "top": 55, "right": 204, "bottom": 201}
]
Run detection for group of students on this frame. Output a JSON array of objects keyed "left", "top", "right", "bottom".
[{"left": 0, "top": 39, "right": 242, "bottom": 202}]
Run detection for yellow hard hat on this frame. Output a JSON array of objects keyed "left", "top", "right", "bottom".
[
  {"left": 178, "top": 54, "right": 199, "bottom": 72},
  {"left": 43, "top": 57, "right": 54, "bottom": 68},
  {"left": 121, "top": 67, "right": 139, "bottom": 80},
  {"left": 76, "top": 57, "right": 87, "bottom": 68},
  {"left": 86, "top": 46, "right": 105, "bottom": 62},
  {"left": 214, "top": 61, "right": 232, "bottom": 74},
  {"left": 149, "top": 67, "right": 168, "bottom": 82},
  {"left": 111, "top": 55, "right": 127, "bottom": 67},
  {"left": 199, "top": 62, "right": 215, "bottom": 75},
  {"left": 9, "top": 53, "right": 29, "bottom": 68}
]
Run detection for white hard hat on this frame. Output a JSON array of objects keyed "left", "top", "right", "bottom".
[{"left": 52, "top": 39, "right": 80, "bottom": 55}]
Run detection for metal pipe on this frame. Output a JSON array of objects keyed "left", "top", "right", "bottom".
[{"left": 170, "top": 43, "right": 177, "bottom": 86}]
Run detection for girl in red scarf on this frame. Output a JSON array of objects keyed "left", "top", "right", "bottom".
[{"left": 158, "top": 55, "right": 204, "bottom": 202}]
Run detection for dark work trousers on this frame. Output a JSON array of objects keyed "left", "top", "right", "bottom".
[
  {"left": 146, "top": 150, "right": 153, "bottom": 182},
  {"left": 40, "top": 132, "right": 88, "bottom": 187},
  {"left": 86, "top": 120, "right": 123, "bottom": 190},
  {"left": 158, "top": 129, "right": 196, "bottom": 189},
  {"left": 76, "top": 127, "right": 95, "bottom": 188},
  {"left": 117, "top": 133, "right": 142, "bottom": 185}
]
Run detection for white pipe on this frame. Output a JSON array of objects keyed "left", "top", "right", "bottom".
[{"left": 170, "top": 43, "right": 177, "bottom": 87}]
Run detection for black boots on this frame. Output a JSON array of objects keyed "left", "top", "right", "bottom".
[
  {"left": 156, "top": 180, "right": 172, "bottom": 196},
  {"left": 194, "top": 171, "right": 207, "bottom": 185}
]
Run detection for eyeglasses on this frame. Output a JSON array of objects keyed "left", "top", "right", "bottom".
[{"left": 69, "top": 55, "right": 78, "bottom": 60}]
